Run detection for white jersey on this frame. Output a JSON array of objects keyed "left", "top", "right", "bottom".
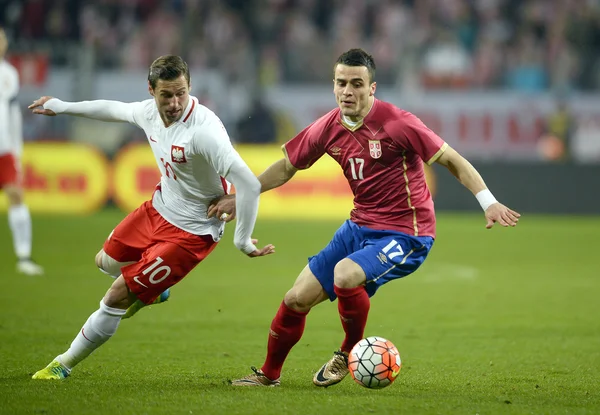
[
  {"left": 44, "top": 96, "right": 261, "bottom": 254},
  {"left": 0, "top": 59, "right": 22, "bottom": 156}
]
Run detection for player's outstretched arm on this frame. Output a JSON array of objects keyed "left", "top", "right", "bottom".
[
  {"left": 224, "top": 157, "right": 275, "bottom": 258},
  {"left": 258, "top": 157, "right": 298, "bottom": 193},
  {"left": 29, "top": 96, "right": 138, "bottom": 123},
  {"left": 246, "top": 238, "right": 276, "bottom": 258},
  {"left": 28, "top": 96, "right": 57, "bottom": 116},
  {"left": 207, "top": 157, "right": 298, "bottom": 222},
  {"left": 435, "top": 145, "right": 521, "bottom": 229}
]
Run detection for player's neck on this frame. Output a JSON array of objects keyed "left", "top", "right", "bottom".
[
  {"left": 162, "top": 119, "right": 175, "bottom": 128},
  {"left": 159, "top": 114, "right": 180, "bottom": 128}
]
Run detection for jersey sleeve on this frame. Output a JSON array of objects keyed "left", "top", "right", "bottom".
[
  {"left": 393, "top": 112, "right": 447, "bottom": 165},
  {"left": 224, "top": 158, "right": 261, "bottom": 254},
  {"left": 129, "top": 100, "right": 154, "bottom": 128},
  {"left": 283, "top": 120, "right": 327, "bottom": 169},
  {"left": 189, "top": 114, "right": 237, "bottom": 177},
  {"left": 190, "top": 114, "right": 260, "bottom": 254},
  {"left": 44, "top": 98, "right": 146, "bottom": 126}
]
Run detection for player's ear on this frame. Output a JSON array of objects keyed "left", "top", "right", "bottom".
[
  {"left": 148, "top": 82, "right": 155, "bottom": 97},
  {"left": 370, "top": 82, "right": 377, "bottom": 96}
]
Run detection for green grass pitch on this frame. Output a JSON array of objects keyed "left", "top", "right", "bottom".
[{"left": 0, "top": 210, "right": 598, "bottom": 415}]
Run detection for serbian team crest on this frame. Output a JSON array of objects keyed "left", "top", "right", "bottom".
[
  {"left": 171, "top": 145, "right": 186, "bottom": 163},
  {"left": 369, "top": 140, "right": 382, "bottom": 159}
]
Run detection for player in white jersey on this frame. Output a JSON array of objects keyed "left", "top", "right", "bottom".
[
  {"left": 28, "top": 55, "right": 274, "bottom": 380},
  {"left": 0, "top": 27, "right": 43, "bottom": 276}
]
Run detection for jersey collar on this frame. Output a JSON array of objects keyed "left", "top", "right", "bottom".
[{"left": 180, "top": 96, "right": 197, "bottom": 126}]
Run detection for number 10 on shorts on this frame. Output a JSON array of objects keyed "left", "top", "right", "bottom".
[{"left": 142, "top": 256, "right": 172, "bottom": 284}]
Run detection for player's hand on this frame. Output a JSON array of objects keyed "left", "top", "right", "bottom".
[
  {"left": 28, "top": 96, "right": 56, "bottom": 116},
  {"left": 485, "top": 203, "right": 520, "bottom": 229},
  {"left": 247, "top": 239, "right": 275, "bottom": 258},
  {"left": 207, "top": 194, "right": 236, "bottom": 222}
]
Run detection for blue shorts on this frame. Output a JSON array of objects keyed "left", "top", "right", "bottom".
[{"left": 308, "top": 220, "right": 434, "bottom": 301}]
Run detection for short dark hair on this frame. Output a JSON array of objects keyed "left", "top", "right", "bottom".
[
  {"left": 335, "top": 49, "right": 376, "bottom": 83},
  {"left": 148, "top": 55, "right": 190, "bottom": 89}
]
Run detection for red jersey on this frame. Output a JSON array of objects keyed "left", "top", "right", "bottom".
[{"left": 283, "top": 99, "right": 447, "bottom": 237}]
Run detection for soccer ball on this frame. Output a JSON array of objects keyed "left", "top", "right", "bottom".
[{"left": 348, "top": 336, "right": 401, "bottom": 389}]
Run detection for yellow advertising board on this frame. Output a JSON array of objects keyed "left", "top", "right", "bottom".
[
  {"left": 237, "top": 145, "right": 436, "bottom": 219},
  {"left": 110, "top": 144, "right": 356, "bottom": 218},
  {"left": 111, "top": 144, "right": 355, "bottom": 219},
  {"left": 236, "top": 145, "right": 354, "bottom": 219},
  {"left": 112, "top": 144, "right": 161, "bottom": 213},
  {"left": 0, "top": 142, "right": 110, "bottom": 213},
  {"left": 4, "top": 142, "right": 435, "bottom": 218}
]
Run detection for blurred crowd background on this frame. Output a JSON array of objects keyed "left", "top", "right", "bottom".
[
  {"left": 1, "top": 0, "right": 599, "bottom": 161},
  {"left": 2, "top": 0, "right": 599, "bottom": 90}
]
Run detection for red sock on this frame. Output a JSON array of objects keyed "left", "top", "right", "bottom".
[
  {"left": 261, "top": 301, "right": 308, "bottom": 380},
  {"left": 334, "top": 285, "right": 370, "bottom": 353}
]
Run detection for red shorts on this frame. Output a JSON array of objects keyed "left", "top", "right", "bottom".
[
  {"left": 0, "top": 153, "right": 18, "bottom": 187},
  {"left": 103, "top": 200, "right": 218, "bottom": 304}
]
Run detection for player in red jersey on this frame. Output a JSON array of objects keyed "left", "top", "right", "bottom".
[{"left": 209, "top": 48, "right": 520, "bottom": 387}]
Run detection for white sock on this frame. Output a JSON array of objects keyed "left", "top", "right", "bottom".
[
  {"left": 8, "top": 204, "right": 32, "bottom": 260},
  {"left": 56, "top": 300, "right": 126, "bottom": 370}
]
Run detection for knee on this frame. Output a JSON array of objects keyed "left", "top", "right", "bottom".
[
  {"left": 4, "top": 186, "right": 23, "bottom": 206},
  {"left": 333, "top": 259, "right": 366, "bottom": 288},
  {"left": 283, "top": 288, "right": 315, "bottom": 313},
  {"left": 95, "top": 251, "right": 104, "bottom": 269},
  {"left": 95, "top": 250, "right": 121, "bottom": 278}
]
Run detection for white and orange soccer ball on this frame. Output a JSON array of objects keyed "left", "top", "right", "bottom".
[{"left": 348, "top": 336, "right": 402, "bottom": 389}]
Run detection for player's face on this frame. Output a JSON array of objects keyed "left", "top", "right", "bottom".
[
  {"left": 333, "top": 64, "right": 376, "bottom": 121},
  {"left": 149, "top": 75, "right": 190, "bottom": 127}
]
